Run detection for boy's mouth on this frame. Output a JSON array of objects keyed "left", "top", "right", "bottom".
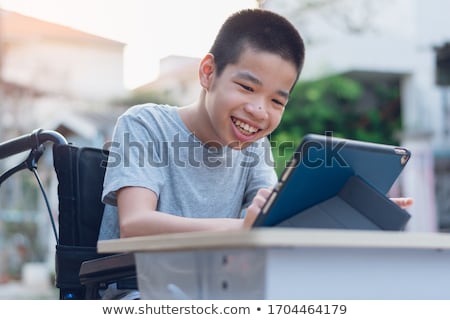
[{"left": 231, "top": 117, "right": 260, "bottom": 136}]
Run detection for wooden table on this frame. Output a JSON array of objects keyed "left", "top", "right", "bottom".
[{"left": 98, "top": 228, "right": 450, "bottom": 299}]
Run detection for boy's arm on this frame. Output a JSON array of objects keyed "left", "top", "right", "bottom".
[
  {"left": 118, "top": 186, "right": 411, "bottom": 237},
  {"left": 117, "top": 186, "right": 244, "bottom": 237}
]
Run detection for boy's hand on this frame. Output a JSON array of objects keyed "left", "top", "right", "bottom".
[
  {"left": 390, "top": 197, "right": 414, "bottom": 209},
  {"left": 243, "top": 188, "right": 272, "bottom": 229}
]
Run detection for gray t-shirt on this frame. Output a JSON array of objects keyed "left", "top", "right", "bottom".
[{"left": 99, "top": 103, "right": 277, "bottom": 240}]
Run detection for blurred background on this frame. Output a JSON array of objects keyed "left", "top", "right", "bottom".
[{"left": 0, "top": 0, "right": 449, "bottom": 298}]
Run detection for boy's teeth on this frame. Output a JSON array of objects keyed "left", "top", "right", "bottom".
[{"left": 234, "top": 119, "right": 257, "bottom": 134}]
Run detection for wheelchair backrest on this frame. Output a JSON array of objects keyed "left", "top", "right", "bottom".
[{"left": 52, "top": 144, "right": 109, "bottom": 247}]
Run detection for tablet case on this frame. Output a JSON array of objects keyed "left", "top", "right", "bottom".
[{"left": 253, "top": 134, "right": 411, "bottom": 230}]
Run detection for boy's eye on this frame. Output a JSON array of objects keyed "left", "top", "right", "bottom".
[
  {"left": 272, "top": 99, "right": 285, "bottom": 107},
  {"left": 239, "top": 83, "right": 253, "bottom": 92},
  {"left": 272, "top": 99, "right": 282, "bottom": 105}
]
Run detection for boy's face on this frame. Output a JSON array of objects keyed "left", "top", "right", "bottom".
[{"left": 199, "top": 47, "right": 298, "bottom": 149}]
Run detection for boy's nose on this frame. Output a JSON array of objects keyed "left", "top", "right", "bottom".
[{"left": 244, "top": 103, "right": 268, "bottom": 120}]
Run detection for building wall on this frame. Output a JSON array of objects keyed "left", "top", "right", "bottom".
[
  {"left": 0, "top": 10, "right": 126, "bottom": 140},
  {"left": 135, "top": 55, "right": 201, "bottom": 106},
  {"left": 3, "top": 35, "right": 125, "bottom": 103}
]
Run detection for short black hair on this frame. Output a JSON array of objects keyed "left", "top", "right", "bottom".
[{"left": 209, "top": 9, "right": 305, "bottom": 83}]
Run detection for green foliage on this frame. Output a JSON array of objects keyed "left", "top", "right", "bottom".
[{"left": 271, "top": 75, "right": 402, "bottom": 175}]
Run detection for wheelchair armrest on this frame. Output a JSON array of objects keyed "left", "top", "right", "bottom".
[{"left": 79, "top": 252, "right": 136, "bottom": 291}]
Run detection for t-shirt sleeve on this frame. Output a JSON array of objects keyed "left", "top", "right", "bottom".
[{"left": 102, "top": 106, "right": 165, "bottom": 206}]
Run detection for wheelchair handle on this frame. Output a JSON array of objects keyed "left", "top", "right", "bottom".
[{"left": 0, "top": 129, "right": 68, "bottom": 160}]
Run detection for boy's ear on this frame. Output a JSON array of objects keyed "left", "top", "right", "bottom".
[{"left": 199, "top": 53, "right": 215, "bottom": 89}]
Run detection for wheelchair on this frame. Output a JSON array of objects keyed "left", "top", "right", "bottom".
[{"left": 0, "top": 129, "right": 136, "bottom": 299}]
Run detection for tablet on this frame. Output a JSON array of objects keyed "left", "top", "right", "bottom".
[{"left": 252, "top": 134, "right": 411, "bottom": 227}]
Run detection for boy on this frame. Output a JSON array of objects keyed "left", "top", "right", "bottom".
[{"left": 100, "top": 8, "right": 305, "bottom": 240}]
